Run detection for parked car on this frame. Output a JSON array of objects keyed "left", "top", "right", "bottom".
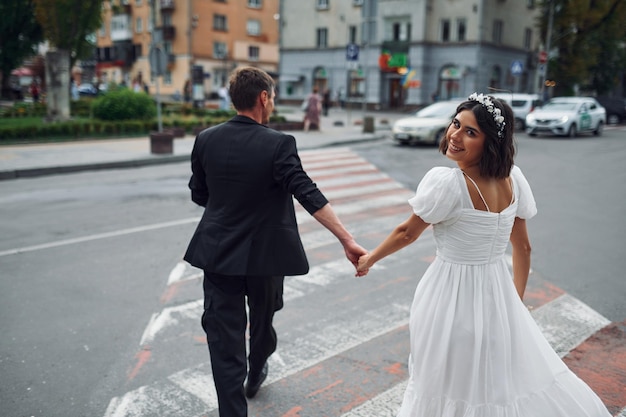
[
  {"left": 391, "top": 99, "right": 462, "bottom": 145},
  {"left": 77, "top": 83, "right": 99, "bottom": 97},
  {"left": 593, "top": 96, "right": 626, "bottom": 125},
  {"left": 491, "top": 93, "right": 542, "bottom": 130},
  {"left": 525, "top": 97, "right": 606, "bottom": 137}
]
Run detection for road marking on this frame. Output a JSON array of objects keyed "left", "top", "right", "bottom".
[
  {"left": 139, "top": 300, "right": 203, "bottom": 346},
  {"left": 106, "top": 301, "right": 412, "bottom": 416},
  {"left": 339, "top": 381, "right": 406, "bottom": 417},
  {"left": 0, "top": 217, "right": 200, "bottom": 257},
  {"left": 531, "top": 293, "right": 611, "bottom": 357}
]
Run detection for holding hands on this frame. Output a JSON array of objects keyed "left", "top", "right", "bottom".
[{"left": 355, "top": 253, "right": 371, "bottom": 277}]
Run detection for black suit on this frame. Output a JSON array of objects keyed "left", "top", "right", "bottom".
[{"left": 184, "top": 115, "right": 328, "bottom": 416}]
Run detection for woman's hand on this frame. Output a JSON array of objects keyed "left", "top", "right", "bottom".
[{"left": 355, "top": 254, "right": 371, "bottom": 277}]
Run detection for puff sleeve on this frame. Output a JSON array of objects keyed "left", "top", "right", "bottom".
[
  {"left": 511, "top": 165, "right": 537, "bottom": 219},
  {"left": 408, "top": 167, "right": 462, "bottom": 224}
]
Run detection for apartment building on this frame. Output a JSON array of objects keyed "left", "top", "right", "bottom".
[
  {"left": 95, "top": 0, "right": 279, "bottom": 98},
  {"left": 279, "top": 0, "right": 542, "bottom": 108}
]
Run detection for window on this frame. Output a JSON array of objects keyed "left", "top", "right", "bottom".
[
  {"left": 99, "top": 25, "right": 106, "bottom": 37},
  {"left": 249, "top": 46, "right": 260, "bottom": 61},
  {"left": 391, "top": 22, "right": 410, "bottom": 41},
  {"left": 317, "top": 0, "right": 329, "bottom": 10},
  {"left": 164, "top": 70, "right": 172, "bottom": 85},
  {"left": 163, "top": 13, "right": 172, "bottom": 26},
  {"left": 349, "top": 25, "right": 357, "bottom": 44},
  {"left": 248, "top": 0, "right": 261, "bottom": 7},
  {"left": 441, "top": 19, "right": 450, "bottom": 42},
  {"left": 135, "top": 17, "right": 143, "bottom": 33},
  {"left": 492, "top": 19, "right": 503, "bottom": 44},
  {"left": 524, "top": 28, "right": 532, "bottom": 50},
  {"left": 247, "top": 19, "right": 261, "bottom": 36},
  {"left": 353, "top": 0, "right": 363, "bottom": 5},
  {"left": 316, "top": 28, "right": 328, "bottom": 48},
  {"left": 214, "top": 41, "right": 227, "bottom": 58},
  {"left": 135, "top": 0, "right": 142, "bottom": 5},
  {"left": 457, "top": 18, "right": 466, "bottom": 42},
  {"left": 213, "top": 14, "right": 228, "bottom": 31},
  {"left": 527, "top": 0, "right": 535, "bottom": 8}
]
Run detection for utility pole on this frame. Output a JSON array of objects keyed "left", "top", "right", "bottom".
[
  {"left": 540, "top": 0, "right": 554, "bottom": 102},
  {"left": 361, "top": 0, "right": 375, "bottom": 114},
  {"left": 361, "top": 0, "right": 376, "bottom": 131},
  {"left": 149, "top": 0, "right": 164, "bottom": 132}
]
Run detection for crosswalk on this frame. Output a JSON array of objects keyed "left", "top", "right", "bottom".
[{"left": 104, "top": 147, "right": 625, "bottom": 417}]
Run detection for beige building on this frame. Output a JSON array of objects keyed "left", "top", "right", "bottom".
[
  {"left": 96, "top": 0, "right": 279, "bottom": 99},
  {"left": 279, "top": 0, "right": 543, "bottom": 108}
]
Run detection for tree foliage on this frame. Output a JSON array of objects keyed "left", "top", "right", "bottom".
[
  {"left": 538, "top": 0, "right": 626, "bottom": 96},
  {"left": 33, "top": 0, "right": 104, "bottom": 67},
  {"left": 0, "top": 0, "right": 44, "bottom": 98}
]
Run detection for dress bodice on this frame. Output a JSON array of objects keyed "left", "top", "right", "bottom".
[
  {"left": 408, "top": 166, "right": 537, "bottom": 266},
  {"left": 433, "top": 205, "right": 517, "bottom": 265}
]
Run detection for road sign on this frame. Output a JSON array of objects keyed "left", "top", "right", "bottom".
[
  {"left": 346, "top": 43, "right": 359, "bottom": 61},
  {"left": 539, "top": 50, "right": 548, "bottom": 64},
  {"left": 510, "top": 60, "right": 524, "bottom": 76},
  {"left": 149, "top": 46, "right": 168, "bottom": 77}
]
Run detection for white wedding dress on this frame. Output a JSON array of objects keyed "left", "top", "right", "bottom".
[{"left": 397, "top": 166, "right": 611, "bottom": 417}]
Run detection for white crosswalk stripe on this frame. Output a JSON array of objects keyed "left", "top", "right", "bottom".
[{"left": 104, "top": 148, "right": 614, "bottom": 417}]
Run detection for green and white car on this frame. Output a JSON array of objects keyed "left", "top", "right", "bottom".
[{"left": 525, "top": 97, "right": 606, "bottom": 137}]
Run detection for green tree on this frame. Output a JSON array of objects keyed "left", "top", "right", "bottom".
[
  {"left": 539, "top": 0, "right": 626, "bottom": 96},
  {"left": 33, "top": 0, "right": 104, "bottom": 119},
  {"left": 0, "top": 0, "right": 44, "bottom": 99}
]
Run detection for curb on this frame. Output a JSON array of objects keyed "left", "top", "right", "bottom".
[
  {"left": 0, "top": 155, "right": 189, "bottom": 181},
  {"left": 0, "top": 134, "right": 388, "bottom": 181}
]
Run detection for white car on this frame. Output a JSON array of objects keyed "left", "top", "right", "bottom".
[
  {"left": 525, "top": 97, "right": 606, "bottom": 137},
  {"left": 491, "top": 93, "right": 542, "bottom": 130},
  {"left": 392, "top": 100, "right": 462, "bottom": 145}
]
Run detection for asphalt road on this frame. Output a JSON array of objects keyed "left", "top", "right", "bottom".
[{"left": 0, "top": 128, "right": 624, "bottom": 416}]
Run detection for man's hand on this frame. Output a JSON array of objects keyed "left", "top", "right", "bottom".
[{"left": 341, "top": 240, "right": 368, "bottom": 277}]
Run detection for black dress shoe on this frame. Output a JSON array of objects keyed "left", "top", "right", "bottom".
[{"left": 245, "top": 362, "right": 268, "bottom": 398}]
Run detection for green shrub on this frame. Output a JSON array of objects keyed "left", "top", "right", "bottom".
[
  {"left": 91, "top": 89, "right": 156, "bottom": 121},
  {"left": 71, "top": 98, "right": 94, "bottom": 118}
]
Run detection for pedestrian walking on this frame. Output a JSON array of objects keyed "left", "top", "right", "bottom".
[
  {"left": 356, "top": 93, "right": 612, "bottom": 417},
  {"left": 322, "top": 88, "right": 331, "bottom": 116},
  {"left": 303, "top": 87, "right": 322, "bottom": 132},
  {"left": 184, "top": 67, "right": 367, "bottom": 417}
]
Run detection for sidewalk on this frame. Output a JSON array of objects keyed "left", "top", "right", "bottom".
[{"left": 0, "top": 105, "right": 407, "bottom": 180}]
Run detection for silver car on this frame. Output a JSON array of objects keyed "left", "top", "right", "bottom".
[
  {"left": 525, "top": 97, "right": 606, "bottom": 137},
  {"left": 392, "top": 100, "right": 462, "bottom": 146}
]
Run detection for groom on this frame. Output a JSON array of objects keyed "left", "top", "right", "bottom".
[{"left": 184, "top": 66, "right": 366, "bottom": 417}]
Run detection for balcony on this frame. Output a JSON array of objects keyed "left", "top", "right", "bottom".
[
  {"left": 161, "top": 26, "right": 176, "bottom": 41},
  {"left": 110, "top": 14, "right": 133, "bottom": 42},
  {"left": 161, "top": 0, "right": 175, "bottom": 11},
  {"left": 162, "top": 25, "right": 176, "bottom": 40}
]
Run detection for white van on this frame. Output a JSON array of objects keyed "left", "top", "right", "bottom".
[{"left": 491, "top": 93, "right": 542, "bottom": 130}]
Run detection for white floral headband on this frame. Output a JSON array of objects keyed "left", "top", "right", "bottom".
[{"left": 468, "top": 93, "right": 506, "bottom": 138}]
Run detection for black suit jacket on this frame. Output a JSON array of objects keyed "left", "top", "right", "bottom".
[{"left": 184, "top": 115, "right": 328, "bottom": 276}]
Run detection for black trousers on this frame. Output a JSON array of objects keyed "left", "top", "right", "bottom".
[{"left": 202, "top": 272, "right": 284, "bottom": 417}]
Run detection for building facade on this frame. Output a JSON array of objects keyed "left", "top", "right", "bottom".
[
  {"left": 279, "top": 0, "right": 542, "bottom": 109},
  {"left": 95, "top": 0, "right": 279, "bottom": 99}
]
